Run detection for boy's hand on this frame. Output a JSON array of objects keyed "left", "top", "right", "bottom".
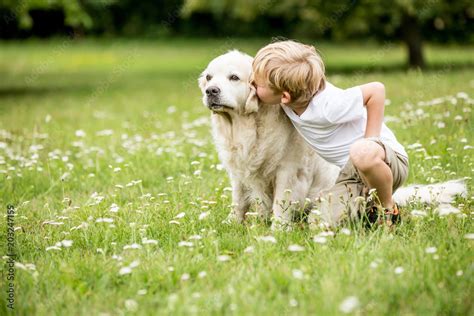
[{"left": 360, "top": 82, "right": 385, "bottom": 137}]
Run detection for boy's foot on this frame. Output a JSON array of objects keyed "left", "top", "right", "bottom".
[
  {"left": 366, "top": 203, "right": 401, "bottom": 227},
  {"left": 384, "top": 203, "right": 400, "bottom": 226}
]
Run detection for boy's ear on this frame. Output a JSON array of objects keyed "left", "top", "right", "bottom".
[
  {"left": 281, "top": 91, "right": 292, "bottom": 105},
  {"left": 244, "top": 85, "right": 259, "bottom": 114}
]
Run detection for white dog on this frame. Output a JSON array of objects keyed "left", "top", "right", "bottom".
[{"left": 199, "top": 50, "right": 467, "bottom": 227}]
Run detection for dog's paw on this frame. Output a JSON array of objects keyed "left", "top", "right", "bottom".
[
  {"left": 307, "top": 207, "right": 321, "bottom": 221},
  {"left": 222, "top": 211, "right": 245, "bottom": 225},
  {"left": 270, "top": 218, "right": 293, "bottom": 232}
]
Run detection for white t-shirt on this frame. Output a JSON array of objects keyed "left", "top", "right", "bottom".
[{"left": 282, "top": 82, "right": 408, "bottom": 168}]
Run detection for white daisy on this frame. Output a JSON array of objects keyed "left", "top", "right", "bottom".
[
  {"left": 217, "top": 255, "right": 231, "bottom": 262},
  {"left": 339, "top": 296, "right": 360, "bottom": 314},
  {"left": 288, "top": 244, "right": 305, "bottom": 252},
  {"left": 257, "top": 235, "right": 277, "bottom": 243},
  {"left": 292, "top": 269, "right": 304, "bottom": 280},
  {"left": 61, "top": 240, "right": 73, "bottom": 248},
  {"left": 394, "top": 266, "right": 404, "bottom": 274},
  {"left": 119, "top": 267, "right": 132, "bottom": 275}
]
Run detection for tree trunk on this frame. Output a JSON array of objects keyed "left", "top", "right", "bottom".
[{"left": 401, "top": 13, "right": 425, "bottom": 69}]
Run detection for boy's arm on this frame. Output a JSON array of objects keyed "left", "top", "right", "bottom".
[{"left": 359, "top": 82, "right": 385, "bottom": 137}]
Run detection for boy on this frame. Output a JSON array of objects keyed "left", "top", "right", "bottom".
[{"left": 252, "top": 40, "right": 409, "bottom": 226}]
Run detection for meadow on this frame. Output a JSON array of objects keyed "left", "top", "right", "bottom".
[{"left": 0, "top": 38, "right": 473, "bottom": 315}]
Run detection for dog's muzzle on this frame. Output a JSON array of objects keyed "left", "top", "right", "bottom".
[
  {"left": 206, "top": 96, "right": 232, "bottom": 112},
  {"left": 207, "top": 102, "right": 231, "bottom": 111},
  {"left": 206, "top": 86, "right": 220, "bottom": 97}
]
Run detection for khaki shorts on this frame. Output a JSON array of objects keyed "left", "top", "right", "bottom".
[{"left": 312, "top": 138, "right": 409, "bottom": 226}]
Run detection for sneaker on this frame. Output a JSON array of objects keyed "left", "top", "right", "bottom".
[
  {"left": 365, "top": 203, "right": 401, "bottom": 227},
  {"left": 384, "top": 203, "right": 401, "bottom": 226}
]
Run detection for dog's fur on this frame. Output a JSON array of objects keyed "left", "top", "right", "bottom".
[
  {"left": 198, "top": 50, "right": 340, "bottom": 226},
  {"left": 199, "top": 50, "right": 467, "bottom": 227}
]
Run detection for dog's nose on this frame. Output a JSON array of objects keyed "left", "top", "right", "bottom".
[{"left": 206, "top": 86, "right": 220, "bottom": 96}]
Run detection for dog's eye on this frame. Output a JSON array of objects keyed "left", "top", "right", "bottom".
[
  {"left": 206, "top": 74, "right": 212, "bottom": 81},
  {"left": 229, "top": 75, "right": 240, "bottom": 81}
]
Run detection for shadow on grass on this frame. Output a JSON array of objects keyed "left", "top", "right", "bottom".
[
  {"left": 0, "top": 61, "right": 472, "bottom": 99},
  {"left": 0, "top": 84, "right": 96, "bottom": 98},
  {"left": 328, "top": 61, "right": 474, "bottom": 74}
]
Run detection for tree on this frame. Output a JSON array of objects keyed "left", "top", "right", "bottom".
[
  {"left": 338, "top": 0, "right": 473, "bottom": 68},
  {"left": 0, "top": 0, "right": 115, "bottom": 32},
  {"left": 181, "top": 0, "right": 474, "bottom": 68}
]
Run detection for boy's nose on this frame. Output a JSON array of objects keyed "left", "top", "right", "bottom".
[{"left": 206, "top": 86, "right": 220, "bottom": 96}]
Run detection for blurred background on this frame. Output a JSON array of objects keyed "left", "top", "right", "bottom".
[
  {"left": 1, "top": 0, "right": 473, "bottom": 132},
  {"left": 1, "top": 0, "right": 473, "bottom": 68}
]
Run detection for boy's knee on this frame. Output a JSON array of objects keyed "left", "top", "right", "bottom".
[{"left": 349, "top": 139, "right": 385, "bottom": 172}]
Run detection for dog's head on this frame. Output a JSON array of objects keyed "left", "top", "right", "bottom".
[{"left": 198, "top": 50, "right": 258, "bottom": 115}]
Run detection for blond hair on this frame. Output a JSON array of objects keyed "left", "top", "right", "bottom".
[{"left": 252, "top": 40, "right": 326, "bottom": 108}]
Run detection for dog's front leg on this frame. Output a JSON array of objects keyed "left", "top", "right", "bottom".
[
  {"left": 272, "top": 171, "right": 309, "bottom": 230},
  {"left": 228, "top": 179, "right": 250, "bottom": 223},
  {"left": 272, "top": 191, "right": 297, "bottom": 230}
]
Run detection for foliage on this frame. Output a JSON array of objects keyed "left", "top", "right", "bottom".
[
  {"left": 0, "top": 0, "right": 109, "bottom": 29},
  {"left": 182, "top": 0, "right": 474, "bottom": 42},
  {"left": 0, "top": 0, "right": 472, "bottom": 43},
  {"left": 181, "top": 0, "right": 473, "bottom": 67}
]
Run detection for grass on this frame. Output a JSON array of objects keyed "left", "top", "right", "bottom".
[{"left": 0, "top": 38, "right": 473, "bottom": 315}]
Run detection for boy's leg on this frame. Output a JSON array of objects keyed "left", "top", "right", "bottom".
[
  {"left": 349, "top": 138, "right": 394, "bottom": 209},
  {"left": 309, "top": 139, "right": 408, "bottom": 227},
  {"left": 349, "top": 138, "right": 409, "bottom": 210}
]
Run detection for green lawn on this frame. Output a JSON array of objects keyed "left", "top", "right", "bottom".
[{"left": 0, "top": 39, "right": 473, "bottom": 315}]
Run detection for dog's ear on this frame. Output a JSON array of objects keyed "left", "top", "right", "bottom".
[
  {"left": 198, "top": 72, "right": 206, "bottom": 91},
  {"left": 244, "top": 85, "right": 259, "bottom": 114}
]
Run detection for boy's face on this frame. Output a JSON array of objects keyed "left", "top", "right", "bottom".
[{"left": 252, "top": 77, "right": 285, "bottom": 105}]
